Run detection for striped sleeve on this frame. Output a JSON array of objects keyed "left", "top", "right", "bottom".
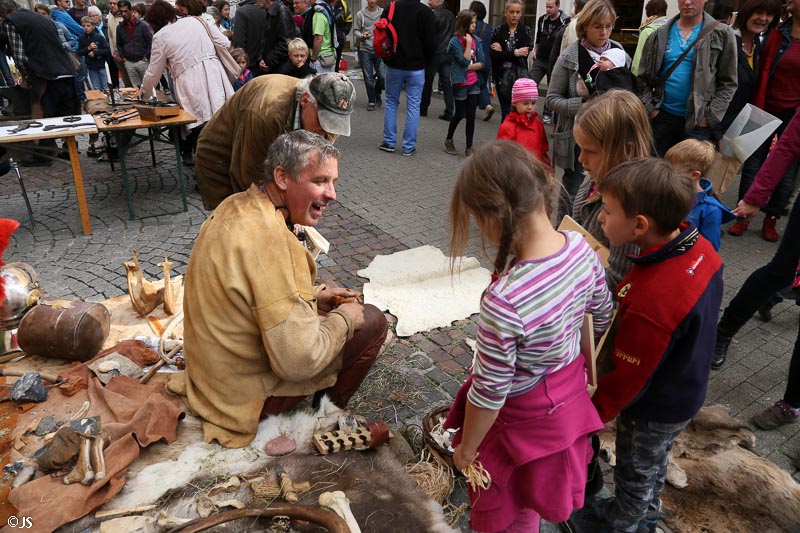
[
  {"left": 586, "top": 246, "right": 614, "bottom": 335},
  {"left": 468, "top": 290, "right": 524, "bottom": 411}
]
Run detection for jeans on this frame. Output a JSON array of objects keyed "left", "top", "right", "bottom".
[
  {"left": 383, "top": 66, "right": 425, "bottom": 153},
  {"left": 736, "top": 107, "right": 799, "bottom": 217},
  {"left": 650, "top": 109, "right": 712, "bottom": 157},
  {"left": 87, "top": 68, "right": 108, "bottom": 90},
  {"left": 603, "top": 412, "right": 689, "bottom": 532},
  {"left": 123, "top": 59, "right": 149, "bottom": 87},
  {"left": 477, "top": 70, "right": 491, "bottom": 109},
  {"left": 719, "top": 194, "right": 800, "bottom": 406},
  {"left": 421, "top": 53, "right": 453, "bottom": 116},
  {"left": 357, "top": 50, "right": 384, "bottom": 104}
]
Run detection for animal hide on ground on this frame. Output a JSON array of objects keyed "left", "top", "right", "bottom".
[
  {"left": 600, "top": 405, "right": 800, "bottom": 533},
  {"left": 66, "top": 397, "right": 455, "bottom": 532}
]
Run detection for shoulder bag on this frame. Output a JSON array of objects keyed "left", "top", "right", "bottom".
[
  {"left": 655, "top": 20, "right": 720, "bottom": 91},
  {"left": 196, "top": 16, "right": 240, "bottom": 83}
]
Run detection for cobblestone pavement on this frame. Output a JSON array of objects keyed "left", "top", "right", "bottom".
[{"left": 2, "top": 77, "right": 799, "bottom": 531}]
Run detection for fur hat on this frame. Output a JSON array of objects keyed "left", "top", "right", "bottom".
[{"left": 511, "top": 78, "right": 539, "bottom": 104}]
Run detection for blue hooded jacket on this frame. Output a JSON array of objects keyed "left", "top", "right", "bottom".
[{"left": 688, "top": 178, "right": 735, "bottom": 251}]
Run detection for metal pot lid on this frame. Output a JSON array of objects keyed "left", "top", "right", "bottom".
[{"left": 0, "top": 262, "right": 42, "bottom": 330}]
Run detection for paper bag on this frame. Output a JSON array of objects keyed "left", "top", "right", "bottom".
[
  {"left": 721, "top": 104, "right": 781, "bottom": 162},
  {"left": 558, "top": 215, "right": 610, "bottom": 268},
  {"left": 707, "top": 151, "right": 743, "bottom": 194}
]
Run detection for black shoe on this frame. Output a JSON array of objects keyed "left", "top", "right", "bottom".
[
  {"left": 438, "top": 113, "right": 453, "bottom": 121},
  {"left": 378, "top": 142, "right": 395, "bottom": 153},
  {"left": 419, "top": 109, "right": 427, "bottom": 117},
  {"left": 711, "top": 327, "right": 734, "bottom": 370}
]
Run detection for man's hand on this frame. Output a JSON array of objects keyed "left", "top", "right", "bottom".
[
  {"left": 335, "top": 302, "right": 365, "bottom": 330},
  {"left": 113, "top": 51, "right": 121, "bottom": 61},
  {"left": 697, "top": 116, "right": 710, "bottom": 128},
  {"left": 490, "top": 42, "right": 501, "bottom": 52},
  {"left": 258, "top": 59, "right": 270, "bottom": 72},
  {"left": 317, "top": 287, "right": 359, "bottom": 313}
]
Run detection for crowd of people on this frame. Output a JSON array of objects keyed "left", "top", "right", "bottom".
[{"left": 2, "top": 0, "right": 800, "bottom": 532}]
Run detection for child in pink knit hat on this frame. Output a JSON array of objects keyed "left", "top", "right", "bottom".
[{"left": 496, "top": 78, "right": 551, "bottom": 167}]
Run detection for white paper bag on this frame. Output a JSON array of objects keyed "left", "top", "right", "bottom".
[{"left": 721, "top": 104, "right": 781, "bottom": 163}]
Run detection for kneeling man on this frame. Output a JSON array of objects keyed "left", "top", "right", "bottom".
[{"left": 169, "top": 131, "right": 388, "bottom": 447}]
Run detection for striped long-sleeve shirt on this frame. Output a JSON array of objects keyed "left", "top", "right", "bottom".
[{"left": 468, "top": 231, "right": 614, "bottom": 411}]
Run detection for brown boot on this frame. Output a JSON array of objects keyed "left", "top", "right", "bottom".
[
  {"left": 762, "top": 215, "right": 780, "bottom": 242},
  {"left": 444, "top": 139, "right": 458, "bottom": 155}
]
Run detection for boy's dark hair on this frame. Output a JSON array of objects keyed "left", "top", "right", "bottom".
[
  {"left": 118, "top": 0, "right": 132, "bottom": 10},
  {"left": 598, "top": 158, "right": 695, "bottom": 234},
  {"left": 645, "top": 0, "right": 667, "bottom": 17},
  {"left": 469, "top": 0, "right": 486, "bottom": 20}
]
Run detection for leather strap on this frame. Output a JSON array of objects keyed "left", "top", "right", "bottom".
[{"left": 656, "top": 20, "right": 720, "bottom": 89}]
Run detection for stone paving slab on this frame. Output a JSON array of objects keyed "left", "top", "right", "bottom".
[{"left": 2, "top": 79, "right": 799, "bottom": 532}]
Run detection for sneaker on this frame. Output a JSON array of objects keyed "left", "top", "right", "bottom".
[
  {"left": 401, "top": 148, "right": 416, "bottom": 156},
  {"left": 482, "top": 104, "right": 495, "bottom": 122},
  {"left": 728, "top": 218, "right": 749, "bottom": 236},
  {"left": 762, "top": 215, "right": 780, "bottom": 242},
  {"left": 367, "top": 102, "right": 376, "bottom": 111},
  {"left": 752, "top": 400, "right": 800, "bottom": 430},
  {"left": 444, "top": 139, "right": 457, "bottom": 155},
  {"left": 543, "top": 113, "right": 553, "bottom": 125},
  {"left": 378, "top": 142, "right": 395, "bottom": 153}
]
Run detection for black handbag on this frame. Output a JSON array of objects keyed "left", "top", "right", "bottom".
[{"left": 498, "top": 61, "right": 531, "bottom": 102}]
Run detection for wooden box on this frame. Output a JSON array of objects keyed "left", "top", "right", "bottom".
[{"left": 133, "top": 103, "right": 181, "bottom": 121}]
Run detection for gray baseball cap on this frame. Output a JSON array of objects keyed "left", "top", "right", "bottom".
[{"left": 309, "top": 73, "right": 356, "bottom": 137}]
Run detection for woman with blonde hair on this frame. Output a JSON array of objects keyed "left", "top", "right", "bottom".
[{"left": 546, "top": 0, "right": 629, "bottom": 204}]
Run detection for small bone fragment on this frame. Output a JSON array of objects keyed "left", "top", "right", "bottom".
[{"left": 319, "top": 491, "right": 361, "bottom": 533}]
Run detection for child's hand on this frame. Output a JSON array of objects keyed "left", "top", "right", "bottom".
[
  {"left": 89, "top": 51, "right": 94, "bottom": 58},
  {"left": 453, "top": 445, "right": 477, "bottom": 472},
  {"left": 490, "top": 42, "right": 502, "bottom": 52}
]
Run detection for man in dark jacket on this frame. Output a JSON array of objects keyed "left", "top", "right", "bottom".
[
  {"left": 259, "top": 0, "right": 294, "bottom": 73},
  {"left": 115, "top": 0, "right": 151, "bottom": 87},
  {"left": 234, "top": 0, "right": 268, "bottom": 76},
  {"left": 420, "top": 0, "right": 453, "bottom": 120},
  {"left": 0, "top": 0, "right": 77, "bottom": 165},
  {"left": 378, "top": 0, "right": 436, "bottom": 156}
]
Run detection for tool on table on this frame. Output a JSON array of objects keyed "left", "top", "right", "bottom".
[
  {"left": 103, "top": 110, "right": 139, "bottom": 125},
  {"left": 42, "top": 123, "right": 96, "bottom": 131},
  {"left": 0, "top": 368, "right": 63, "bottom": 384},
  {"left": 7, "top": 121, "right": 43, "bottom": 134},
  {"left": 62, "top": 116, "right": 83, "bottom": 123}
]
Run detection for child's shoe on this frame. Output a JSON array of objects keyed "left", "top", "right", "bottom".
[
  {"left": 728, "top": 218, "right": 749, "bottom": 236},
  {"left": 482, "top": 104, "right": 495, "bottom": 122},
  {"left": 762, "top": 215, "right": 780, "bottom": 242},
  {"left": 444, "top": 139, "right": 457, "bottom": 155},
  {"left": 752, "top": 400, "right": 800, "bottom": 430}
]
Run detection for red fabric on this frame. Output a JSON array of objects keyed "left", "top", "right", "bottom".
[
  {"left": 444, "top": 359, "right": 602, "bottom": 532},
  {"left": 124, "top": 19, "right": 136, "bottom": 40},
  {"left": 750, "top": 28, "right": 782, "bottom": 110},
  {"left": 0, "top": 219, "right": 19, "bottom": 301},
  {"left": 764, "top": 39, "right": 800, "bottom": 113},
  {"left": 497, "top": 111, "right": 551, "bottom": 167},
  {"left": 743, "top": 109, "right": 800, "bottom": 207}
]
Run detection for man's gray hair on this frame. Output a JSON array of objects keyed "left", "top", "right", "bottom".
[
  {"left": 264, "top": 130, "right": 339, "bottom": 183},
  {"left": 295, "top": 76, "right": 316, "bottom": 105},
  {"left": 0, "top": 0, "right": 18, "bottom": 17},
  {"left": 88, "top": 5, "right": 102, "bottom": 15}
]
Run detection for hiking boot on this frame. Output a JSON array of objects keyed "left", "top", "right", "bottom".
[
  {"left": 762, "top": 215, "right": 780, "bottom": 242},
  {"left": 482, "top": 104, "right": 495, "bottom": 122},
  {"left": 728, "top": 218, "right": 749, "bottom": 236},
  {"left": 711, "top": 325, "right": 734, "bottom": 370},
  {"left": 444, "top": 139, "right": 457, "bottom": 155},
  {"left": 752, "top": 400, "right": 800, "bottom": 430}
]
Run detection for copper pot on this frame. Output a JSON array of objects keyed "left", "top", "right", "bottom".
[{"left": 17, "top": 301, "right": 110, "bottom": 361}]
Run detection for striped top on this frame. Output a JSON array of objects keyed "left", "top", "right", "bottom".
[{"left": 468, "top": 231, "right": 614, "bottom": 411}]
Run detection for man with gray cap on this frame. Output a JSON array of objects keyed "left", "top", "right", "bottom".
[
  {"left": 170, "top": 130, "right": 388, "bottom": 448},
  {"left": 194, "top": 72, "right": 356, "bottom": 210}
]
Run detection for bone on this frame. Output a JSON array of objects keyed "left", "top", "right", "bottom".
[
  {"left": 91, "top": 433, "right": 111, "bottom": 480},
  {"left": 319, "top": 491, "right": 361, "bottom": 533},
  {"left": 64, "top": 436, "right": 94, "bottom": 485}
]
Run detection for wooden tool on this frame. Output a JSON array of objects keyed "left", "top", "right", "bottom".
[{"left": 313, "top": 423, "right": 392, "bottom": 455}]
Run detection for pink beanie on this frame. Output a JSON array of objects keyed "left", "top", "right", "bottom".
[{"left": 511, "top": 78, "right": 539, "bottom": 104}]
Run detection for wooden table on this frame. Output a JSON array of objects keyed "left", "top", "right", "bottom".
[
  {"left": 93, "top": 104, "right": 196, "bottom": 220},
  {"left": 0, "top": 115, "right": 97, "bottom": 235}
]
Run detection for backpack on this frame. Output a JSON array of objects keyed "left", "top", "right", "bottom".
[
  {"left": 373, "top": 2, "right": 397, "bottom": 60},
  {"left": 334, "top": 0, "right": 352, "bottom": 44}
]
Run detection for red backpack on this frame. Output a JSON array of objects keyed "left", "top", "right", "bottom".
[{"left": 373, "top": 2, "right": 397, "bottom": 60}]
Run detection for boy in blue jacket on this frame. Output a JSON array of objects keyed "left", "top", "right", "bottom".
[
  {"left": 593, "top": 158, "right": 724, "bottom": 533},
  {"left": 78, "top": 16, "right": 110, "bottom": 90},
  {"left": 665, "top": 139, "right": 735, "bottom": 250}
]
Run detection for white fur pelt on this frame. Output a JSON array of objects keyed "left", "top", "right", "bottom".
[
  {"left": 87, "top": 397, "right": 456, "bottom": 533},
  {"left": 109, "top": 396, "right": 346, "bottom": 509}
]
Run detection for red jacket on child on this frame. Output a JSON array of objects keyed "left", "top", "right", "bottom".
[{"left": 497, "top": 110, "right": 551, "bottom": 167}]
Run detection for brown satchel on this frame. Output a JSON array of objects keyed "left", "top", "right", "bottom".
[{"left": 195, "top": 16, "right": 239, "bottom": 84}]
